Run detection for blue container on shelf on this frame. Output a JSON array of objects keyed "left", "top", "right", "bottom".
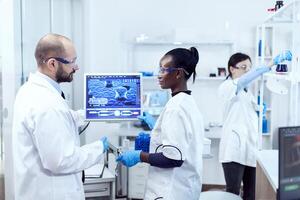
[
  {"left": 135, "top": 132, "right": 151, "bottom": 152},
  {"left": 261, "top": 102, "right": 269, "bottom": 134},
  {"left": 139, "top": 71, "right": 154, "bottom": 77},
  {"left": 258, "top": 40, "right": 262, "bottom": 57},
  {"left": 262, "top": 116, "right": 269, "bottom": 134}
]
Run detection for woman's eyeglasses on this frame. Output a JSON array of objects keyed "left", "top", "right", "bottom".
[
  {"left": 159, "top": 66, "right": 189, "bottom": 75},
  {"left": 232, "top": 64, "right": 251, "bottom": 71}
]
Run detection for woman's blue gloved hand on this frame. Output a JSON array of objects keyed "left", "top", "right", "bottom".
[
  {"left": 273, "top": 50, "right": 292, "bottom": 65},
  {"left": 138, "top": 111, "right": 156, "bottom": 130},
  {"left": 100, "top": 136, "right": 109, "bottom": 153},
  {"left": 116, "top": 150, "right": 142, "bottom": 167}
]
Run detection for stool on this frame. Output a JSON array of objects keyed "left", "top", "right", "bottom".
[{"left": 199, "top": 191, "right": 242, "bottom": 200}]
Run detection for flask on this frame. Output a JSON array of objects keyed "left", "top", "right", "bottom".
[{"left": 275, "top": 1, "right": 284, "bottom": 10}]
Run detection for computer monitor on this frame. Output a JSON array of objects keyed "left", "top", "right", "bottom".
[
  {"left": 279, "top": 126, "right": 300, "bottom": 200},
  {"left": 84, "top": 73, "right": 142, "bottom": 121}
]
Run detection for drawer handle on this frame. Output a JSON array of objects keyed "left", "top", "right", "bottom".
[{"left": 85, "top": 188, "right": 108, "bottom": 193}]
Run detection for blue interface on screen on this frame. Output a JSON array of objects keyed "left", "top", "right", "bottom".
[
  {"left": 85, "top": 74, "right": 142, "bottom": 120},
  {"left": 279, "top": 126, "right": 300, "bottom": 200}
]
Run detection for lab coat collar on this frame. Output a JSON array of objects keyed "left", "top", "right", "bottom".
[
  {"left": 171, "top": 90, "right": 191, "bottom": 97},
  {"left": 35, "top": 71, "right": 62, "bottom": 94},
  {"left": 28, "top": 72, "right": 61, "bottom": 96}
]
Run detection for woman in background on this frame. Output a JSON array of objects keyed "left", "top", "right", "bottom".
[{"left": 218, "top": 51, "right": 292, "bottom": 200}]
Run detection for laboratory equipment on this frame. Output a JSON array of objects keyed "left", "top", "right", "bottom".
[
  {"left": 155, "top": 145, "right": 183, "bottom": 161},
  {"left": 115, "top": 139, "right": 130, "bottom": 198},
  {"left": 262, "top": 103, "right": 269, "bottom": 134},
  {"left": 275, "top": 1, "right": 284, "bottom": 10},
  {"left": 84, "top": 73, "right": 142, "bottom": 121},
  {"left": 276, "top": 64, "right": 288, "bottom": 73},
  {"left": 143, "top": 90, "right": 170, "bottom": 116},
  {"left": 279, "top": 126, "right": 300, "bottom": 200},
  {"left": 139, "top": 71, "right": 154, "bottom": 76},
  {"left": 135, "top": 132, "right": 151, "bottom": 152},
  {"left": 217, "top": 67, "right": 226, "bottom": 77},
  {"left": 84, "top": 164, "right": 115, "bottom": 199},
  {"left": 267, "top": 0, "right": 284, "bottom": 12},
  {"left": 107, "top": 141, "right": 122, "bottom": 157}
]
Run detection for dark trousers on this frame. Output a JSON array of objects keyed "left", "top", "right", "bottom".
[{"left": 222, "top": 162, "right": 256, "bottom": 200}]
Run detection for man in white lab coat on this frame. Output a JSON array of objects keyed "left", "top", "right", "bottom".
[{"left": 12, "top": 33, "right": 108, "bottom": 200}]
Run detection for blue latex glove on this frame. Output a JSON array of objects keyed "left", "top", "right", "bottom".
[
  {"left": 100, "top": 136, "right": 109, "bottom": 153},
  {"left": 273, "top": 50, "right": 292, "bottom": 65},
  {"left": 116, "top": 150, "right": 142, "bottom": 167},
  {"left": 138, "top": 111, "right": 156, "bottom": 130}
]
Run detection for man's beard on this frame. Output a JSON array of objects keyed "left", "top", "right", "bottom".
[{"left": 56, "top": 64, "right": 75, "bottom": 83}]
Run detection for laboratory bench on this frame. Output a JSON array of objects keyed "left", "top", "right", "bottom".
[
  {"left": 84, "top": 165, "right": 115, "bottom": 200},
  {"left": 255, "top": 150, "right": 278, "bottom": 200}
]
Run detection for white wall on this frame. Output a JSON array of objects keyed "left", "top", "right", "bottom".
[
  {"left": 74, "top": 0, "right": 293, "bottom": 109},
  {"left": 0, "top": 0, "right": 75, "bottom": 198},
  {"left": 80, "top": 0, "right": 276, "bottom": 65},
  {"left": 21, "top": 0, "right": 75, "bottom": 105}
]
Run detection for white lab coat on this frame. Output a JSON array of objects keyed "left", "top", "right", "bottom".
[
  {"left": 12, "top": 72, "right": 105, "bottom": 200},
  {"left": 218, "top": 78, "right": 258, "bottom": 167},
  {"left": 144, "top": 92, "right": 204, "bottom": 200}
]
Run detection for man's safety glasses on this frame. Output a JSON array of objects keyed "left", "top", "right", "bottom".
[
  {"left": 43, "top": 57, "right": 77, "bottom": 65},
  {"left": 159, "top": 66, "right": 189, "bottom": 75}
]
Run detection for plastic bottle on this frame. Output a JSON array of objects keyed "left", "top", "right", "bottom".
[
  {"left": 258, "top": 40, "right": 262, "bottom": 57},
  {"left": 262, "top": 103, "right": 269, "bottom": 134},
  {"left": 262, "top": 115, "right": 269, "bottom": 134},
  {"left": 135, "top": 132, "right": 151, "bottom": 152}
]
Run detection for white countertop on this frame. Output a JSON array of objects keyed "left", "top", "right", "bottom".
[
  {"left": 256, "top": 150, "right": 278, "bottom": 191},
  {"left": 85, "top": 164, "right": 115, "bottom": 183}
]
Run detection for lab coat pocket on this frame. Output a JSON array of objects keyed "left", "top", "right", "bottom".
[{"left": 229, "top": 125, "right": 247, "bottom": 152}]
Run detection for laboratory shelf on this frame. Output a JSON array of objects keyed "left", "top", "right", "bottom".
[
  {"left": 264, "top": 0, "right": 300, "bottom": 24},
  {"left": 262, "top": 133, "right": 271, "bottom": 136},
  {"left": 133, "top": 40, "right": 234, "bottom": 46},
  {"left": 142, "top": 75, "right": 225, "bottom": 81},
  {"left": 141, "top": 76, "right": 158, "bottom": 80},
  {"left": 263, "top": 72, "right": 300, "bottom": 82},
  {"left": 258, "top": 56, "right": 272, "bottom": 60},
  {"left": 195, "top": 76, "right": 225, "bottom": 81},
  {"left": 263, "top": 73, "right": 291, "bottom": 81}
]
